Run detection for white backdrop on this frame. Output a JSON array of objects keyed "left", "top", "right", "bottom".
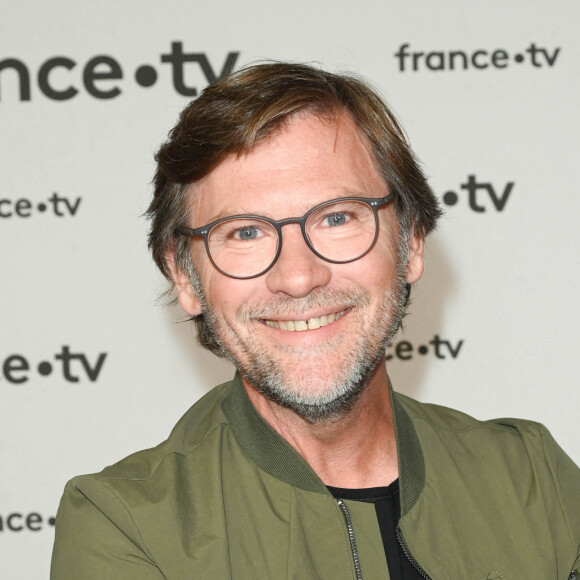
[{"left": 1, "top": 1, "right": 579, "bottom": 577}]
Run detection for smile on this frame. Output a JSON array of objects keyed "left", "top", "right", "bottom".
[{"left": 263, "top": 310, "right": 347, "bottom": 331}]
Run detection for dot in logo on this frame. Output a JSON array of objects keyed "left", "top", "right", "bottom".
[
  {"left": 514, "top": 54, "right": 524, "bottom": 63},
  {"left": 37, "top": 203, "right": 47, "bottom": 212},
  {"left": 38, "top": 361, "right": 53, "bottom": 376},
  {"left": 135, "top": 65, "right": 158, "bottom": 87},
  {"left": 48, "top": 517, "right": 56, "bottom": 526},
  {"left": 442, "top": 191, "right": 458, "bottom": 206},
  {"left": 418, "top": 345, "right": 428, "bottom": 355}
]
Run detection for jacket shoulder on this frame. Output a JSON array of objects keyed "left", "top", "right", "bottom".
[
  {"left": 394, "top": 391, "right": 580, "bottom": 481},
  {"left": 91, "top": 379, "right": 233, "bottom": 483},
  {"left": 394, "top": 391, "right": 580, "bottom": 565},
  {"left": 395, "top": 390, "right": 543, "bottom": 436}
]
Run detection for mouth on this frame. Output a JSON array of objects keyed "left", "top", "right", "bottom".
[{"left": 262, "top": 310, "right": 347, "bottom": 332}]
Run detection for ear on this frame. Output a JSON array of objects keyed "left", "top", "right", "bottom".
[
  {"left": 406, "top": 233, "right": 425, "bottom": 284},
  {"left": 165, "top": 251, "right": 203, "bottom": 317}
]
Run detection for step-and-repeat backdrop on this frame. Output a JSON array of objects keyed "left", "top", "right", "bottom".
[{"left": 1, "top": 1, "right": 578, "bottom": 577}]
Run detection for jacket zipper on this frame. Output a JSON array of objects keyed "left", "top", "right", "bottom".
[
  {"left": 396, "top": 527, "right": 432, "bottom": 579},
  {"left": 336, "top": 499, "right": 363, "bottom": 580}
]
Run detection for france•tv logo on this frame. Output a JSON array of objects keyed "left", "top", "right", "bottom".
[{"left": 0, "top": 42, "right": 239, "bottom": 102}]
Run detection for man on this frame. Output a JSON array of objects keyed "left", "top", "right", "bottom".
[{"left": 51, "top": 63, "right": 580, "bottom": 579}]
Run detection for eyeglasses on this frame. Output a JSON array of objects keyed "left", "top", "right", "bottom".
[{"left": 177, "top": 193, "right": 394, "bottom": 279}]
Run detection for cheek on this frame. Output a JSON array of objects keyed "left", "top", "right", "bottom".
[
  {"left": 203, "top": 274, "right": 258, "bottom": 324},
  {"left": 342, "top": 234, "right": 400, "bottom": 288},
  {"left": 193, "top": 241, "right": 265, "bottom": 318}
]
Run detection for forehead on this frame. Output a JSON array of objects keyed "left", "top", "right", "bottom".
[{"left": 189, "top": 112, "right": 388, "bottom": 221}]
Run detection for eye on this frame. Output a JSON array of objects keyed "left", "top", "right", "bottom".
[
  {"left": 234, "top": 225, "right": 263, "bottom": 241},
  {"left": 321, "top": 212, "right": 349, "bottom": 227}
]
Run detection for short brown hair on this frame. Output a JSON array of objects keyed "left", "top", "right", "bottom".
[{"left": 147, "top": 62, "right": 441, "bottom": 351}]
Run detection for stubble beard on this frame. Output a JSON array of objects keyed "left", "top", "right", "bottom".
[{"left": 186, "top": 246, "right": 409, "bottom": 424}]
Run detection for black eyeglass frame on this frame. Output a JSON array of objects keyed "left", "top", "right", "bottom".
[{"left": 176, "top": 193, "right": 395, "bottom": 280}]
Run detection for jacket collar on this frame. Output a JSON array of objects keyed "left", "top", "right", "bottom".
[{"left": 221, "top": 372, "right": 424, "bottom": 513}]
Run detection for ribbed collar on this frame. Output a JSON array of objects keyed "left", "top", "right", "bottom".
[{"left": 221, "top": 372, "right": 424, "bottom": 514}]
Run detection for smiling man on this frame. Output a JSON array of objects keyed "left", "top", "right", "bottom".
[{"left": 51, "top": 63, "right": 580, "bottom": 579}]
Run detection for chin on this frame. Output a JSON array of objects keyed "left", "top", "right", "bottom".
[{"left": 240, "top": 347, "right": 382, "bottom": 423}]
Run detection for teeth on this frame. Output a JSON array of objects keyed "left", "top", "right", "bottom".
[{"left": 264, "top": 310, "right": 346, "bottom": 332}]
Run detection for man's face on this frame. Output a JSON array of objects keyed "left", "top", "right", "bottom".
[{"left": 174, "top": 113, "right": 424, "bottom": 421}]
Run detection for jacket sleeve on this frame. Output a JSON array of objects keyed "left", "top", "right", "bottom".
[
  {"left": 541, "top": 427, "right": 580, "bottom": 573},
  {"left": 50, "top": 476, "right": 165, "bottom": 580}
]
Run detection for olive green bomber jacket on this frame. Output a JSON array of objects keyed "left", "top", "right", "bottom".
[{"left": 51, "top": 375, "right": 580, "bottom": 579}]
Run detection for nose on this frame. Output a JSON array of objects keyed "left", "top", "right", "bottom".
[{"left": 266, "top": 224, "right": 332, "bottom": 297}]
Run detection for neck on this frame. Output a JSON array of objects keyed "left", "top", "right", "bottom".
[{"left": 243, "top": 358, "right": 398, "bottom": 489}]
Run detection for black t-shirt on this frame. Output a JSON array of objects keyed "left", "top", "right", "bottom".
[{"left": 327, "top": 480, "right": 424, "bottom": 579}]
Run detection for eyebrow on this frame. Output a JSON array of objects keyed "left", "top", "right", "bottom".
[
  {"left": 207, "top": 208, "right": 256, "bottom": 221},
  {"left": 203, "top": 191, "right": 375, "bottom": 223}
]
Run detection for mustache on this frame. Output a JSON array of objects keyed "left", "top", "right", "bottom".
[{"left": 237, "top": 288, "right": 371, "bottom": 321}]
